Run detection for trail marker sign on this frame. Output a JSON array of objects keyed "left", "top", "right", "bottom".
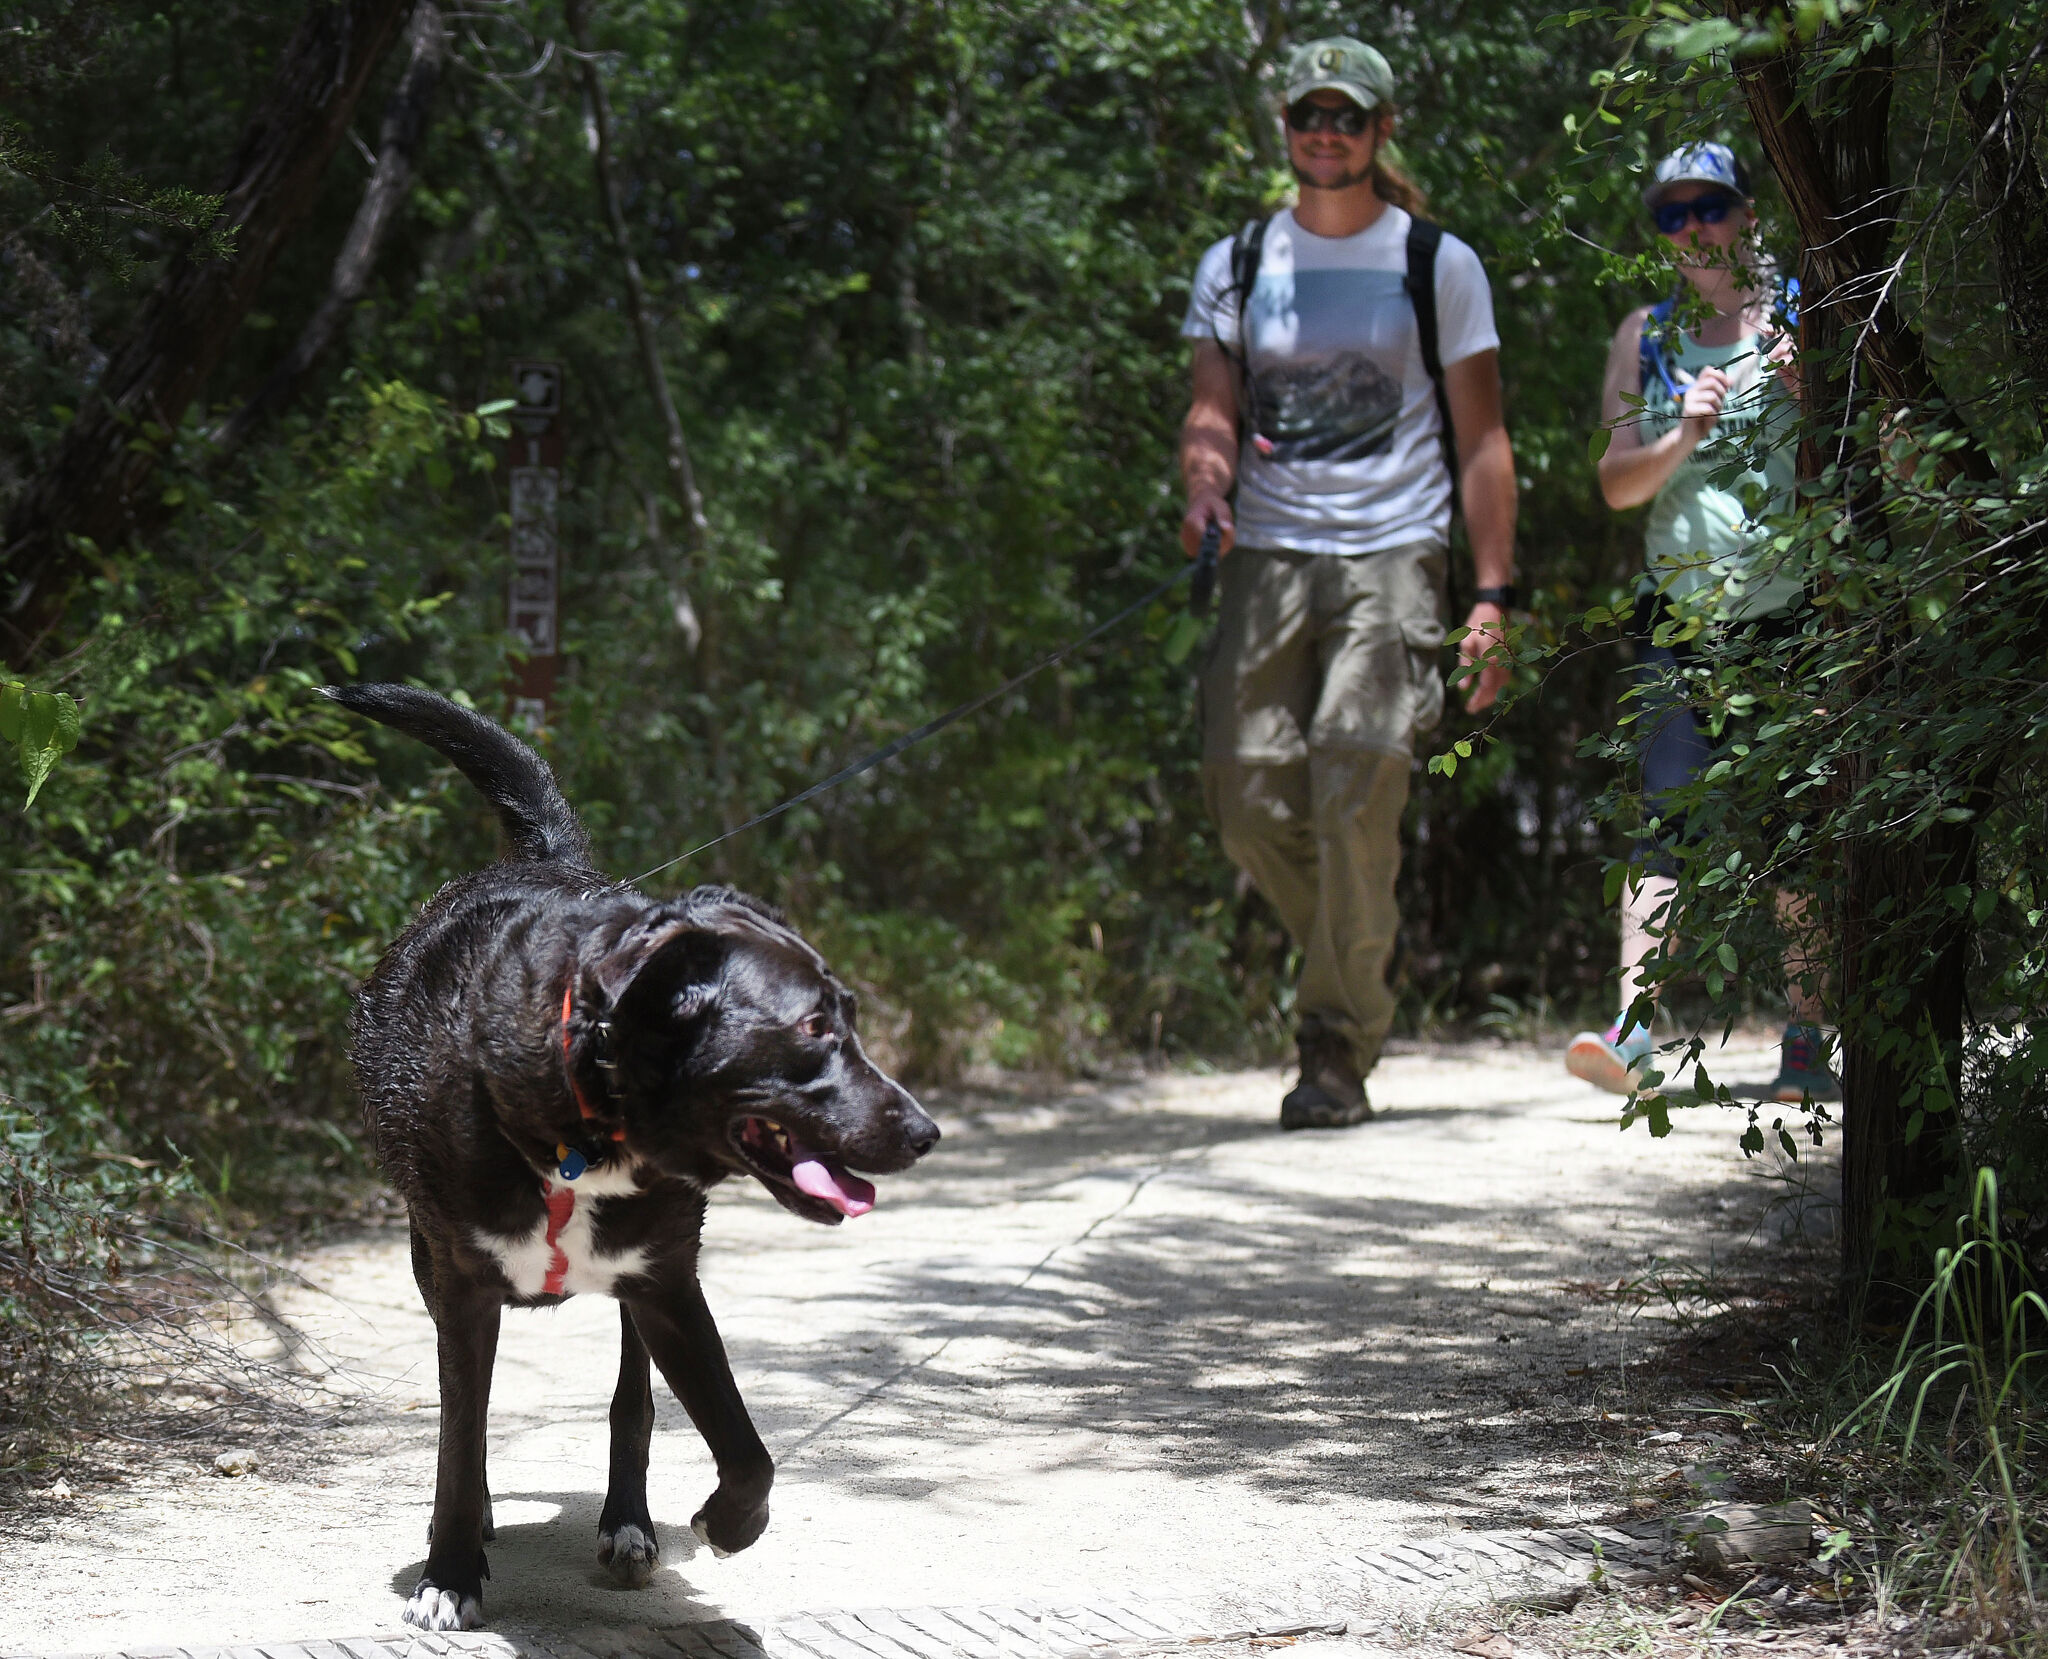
[{"left": 507, "top": 360, "right": 563, "bottom": 729}]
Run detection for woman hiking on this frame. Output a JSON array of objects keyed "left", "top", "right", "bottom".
[{"left": 1563, "top": 142, "right": 1837, "bottom": 1106}]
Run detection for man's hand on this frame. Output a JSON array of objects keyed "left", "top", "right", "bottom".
[
  {"left": 1459, "top": 601, "right": 1511, "bottom": 713},
  {"left": 1442, "top": 351, "right": 1517, "bottom": 711},
  {"left": 1179, "top": 342, "right": 1239, "bottom": 557},
  {"left": 1181, "top": 494, "right": 1236, "bottom": 558}
]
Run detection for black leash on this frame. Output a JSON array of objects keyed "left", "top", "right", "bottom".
[{"left": 631, "top": 525, "right": 1222, "bottom": 886}]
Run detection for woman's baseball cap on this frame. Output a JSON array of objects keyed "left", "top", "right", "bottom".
[
  {"left": 1282, "top": 37, "right": 1396, "bottom": 110},
  {"left": 1643, "top": 141, "right": 1753, "bottom": 205}
]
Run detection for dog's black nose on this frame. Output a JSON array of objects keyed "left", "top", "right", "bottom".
[{"left": 904, "top": 1112, "right": 940, "bottom": 1157}]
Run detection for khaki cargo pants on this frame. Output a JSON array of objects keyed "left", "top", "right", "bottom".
[{"left": 1199, "top": 541, "right": 1447, "bottom": 1079}]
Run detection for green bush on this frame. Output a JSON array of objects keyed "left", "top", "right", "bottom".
[{"left": 2, "top": 380, "right": 498, "bottom": 1217}]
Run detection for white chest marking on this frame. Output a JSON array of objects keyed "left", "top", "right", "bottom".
[{"left": 474, "top": 1162, "right": 651, "bottom": 1297}]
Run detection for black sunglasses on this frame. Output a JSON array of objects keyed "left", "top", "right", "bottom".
[
  {"left": 1285, "top": 100, "right": 1373, "bottom": 138},
  {"left": 1651, "top": 192, "right": 1738, "bottom": 235}
]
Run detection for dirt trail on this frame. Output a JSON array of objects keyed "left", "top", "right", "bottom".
[{"left": 1, "top": 1036, "right": 1825, "bottom": 1654}]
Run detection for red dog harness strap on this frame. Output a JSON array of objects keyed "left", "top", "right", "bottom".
[
  {"left": 540, "top": 1183, "right": 575, "bottom": 1295},
  {"left": 560, "top": 983, "right": 626, "bottom": 1141},
  {"left": 540, "top": 981, "right": 618, "bottom": 1292}
]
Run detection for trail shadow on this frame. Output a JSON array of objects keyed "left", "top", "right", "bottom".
[
  {"left": 386, "top": 1489, "right": 727, "bottom": 1626},
  {"left": 690, "top": 1076, "right": 1835, "bottom": 1531}
]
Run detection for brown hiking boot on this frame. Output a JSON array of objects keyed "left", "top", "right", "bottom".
[{"left": 1280, "top": 1020, "right": 1372, "bottom": 1130}]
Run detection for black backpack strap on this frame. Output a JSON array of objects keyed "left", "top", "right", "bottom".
[
  {"left": 1405, "top": 216, "right": 1457, "bottom": 502},
  {"left": 1225, "top": 215, "right": 1270, "bottom": 442},
  {"left": 1405, "top": 215, "right": 1462, "bottom": 617},
  {"left": 1228, "top": 215, "right": 1269, "bottom": 343}
]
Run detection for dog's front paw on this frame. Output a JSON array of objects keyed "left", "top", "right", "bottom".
[
  {"left": 690, "top": 1488, "right": 769, "bottom": 1558},
  {"left": 404, "top": 1575, "right": 484, "bottom": 1631},
  {"left": 598, "top": 1519, "right": 660, "bottom": 1587}
]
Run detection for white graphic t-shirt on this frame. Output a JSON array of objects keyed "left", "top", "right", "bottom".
[{"left": 1181, "top": 207, "right": 1499, "bottom": 556}]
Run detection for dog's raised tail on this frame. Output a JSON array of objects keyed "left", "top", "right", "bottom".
[{"left": 324, "top": 683, "right": 592, "bottom": 866}]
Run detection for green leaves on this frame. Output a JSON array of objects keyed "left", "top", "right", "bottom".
[
  {"left": 1648, "top": 15, "right": 1743, "bottom": 58},
  {"left": 1160, "top": 611, "right": 1206, "bottom": 666},
  {"left": 1621, "top": 1090, "right": 1673, "bottom": 1137},
  {"left": 0, "top": 681, "right": 83, "bottom": 807},
  {"left": 1428, "top": 736, "right": 1479, "bottom": 778},
  {"left": 1, "top": 117, "right": 236, "bottom": 284}
]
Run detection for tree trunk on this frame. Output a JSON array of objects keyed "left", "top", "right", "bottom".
[
  {"left": 1837, "top": 810, "right": 1973, "bottom": 1303},
  {"left": 563, "top": 0, "right": 707, "bottom": 549},
  {"left": 1732, "top": 14, "right": 1969, "bottom": 1298},
  {"left": 215, "top": 0, "right": 449, "bottom": 455},
  {"left": 0, "top": 0, "right": 414, "bottom": 659}
]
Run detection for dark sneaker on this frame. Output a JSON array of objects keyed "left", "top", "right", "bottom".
[
  {"left": 1280, "top": 1022, "right": 1372, "bottom": 1130},
  {"left": 1773, "top": 1022, "right": 1841, "bottom": 1103}
]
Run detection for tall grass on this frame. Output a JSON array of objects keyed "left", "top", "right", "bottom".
[{"left": 1830, "top": 1170, "right": 2046, "bottom": 1640}]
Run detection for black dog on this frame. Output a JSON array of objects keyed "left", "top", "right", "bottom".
[{"left": 328, "top": 684, "right": 939, "bottom": 1632}]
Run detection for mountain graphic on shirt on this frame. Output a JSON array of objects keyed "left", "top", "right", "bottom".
[{"left": 1249, "top": 349, "right": 1403, "bottom": 463}]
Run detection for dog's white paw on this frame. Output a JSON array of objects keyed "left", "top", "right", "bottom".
[
  {"left": 598, "top": 1520, "right": 660, "bottom": 1587},
  {"left": 690, "top": 1515, "right": 732, "bottom": 1559},
  {"left": 404, "top": 1581, "right": 483, "bottom": 1631}
]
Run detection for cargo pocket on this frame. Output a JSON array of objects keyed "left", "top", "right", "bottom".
[{"left": 1402, "top": 616, "right": 1447, "bottom": 740}]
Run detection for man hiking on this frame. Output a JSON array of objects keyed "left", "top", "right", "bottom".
[{"left": 1179, "top": 36, "right": 1519, "bottom": 1129}]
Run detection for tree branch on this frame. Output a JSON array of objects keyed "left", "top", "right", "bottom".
[
  {"left": 1730, "top": 10, "right": 1989, "bottom": 478},
  {"left": 1942, "top": 7, "right": 2048, "bottom": 419},
  {"left": 0, "top": 0, "right": 416, "bottom": 659},
  {"left": 215, "top": 0, "right": 450, "bottom": 456},
  {"left": 563, "top": 0, "right": 707, "bottom": 550}
]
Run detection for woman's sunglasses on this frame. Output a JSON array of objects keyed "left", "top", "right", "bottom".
[
  {"left": 1651, "top": 192, "right": 1738, "bottom": 235},
  {"left": 1285, "top": 100, "right": 1373, "bottom": 138}
]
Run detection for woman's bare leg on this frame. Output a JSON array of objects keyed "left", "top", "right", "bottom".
[
  {"left": 1619, "top": 872, "right": 1680, "bottom": 1028},
  {"left": 1776, "top": 889, "right": 1827, "bottom": 1024}
]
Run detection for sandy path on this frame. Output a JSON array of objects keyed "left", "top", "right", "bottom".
[{"left": 0, "top": 1037, "right": 1821, "bottom": 1653}]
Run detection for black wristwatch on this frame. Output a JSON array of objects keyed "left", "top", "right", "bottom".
[{"left": 1471, "top": 584, "right": 1519, "bottom": 609}]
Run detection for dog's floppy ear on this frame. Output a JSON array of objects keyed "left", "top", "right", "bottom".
[{"left": 591, "top": 916, "right": 724, "bottom": 1024}]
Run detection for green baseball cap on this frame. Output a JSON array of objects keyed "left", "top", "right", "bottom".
[{"left": 1282, "top": 36, "right": 1396, "bottom": 111}]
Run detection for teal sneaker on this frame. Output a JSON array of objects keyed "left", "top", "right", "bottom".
[
  {"left": 1566, "top": 1021, "right": 1655, "bottom": 1095},
  {"left": 1773, "top": 1022, "right": 1841, "bottom": 1103}
]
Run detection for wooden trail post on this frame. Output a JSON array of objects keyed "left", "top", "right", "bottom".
[{"left": 506, "top": 360, "right": 563, "bottom": 729}]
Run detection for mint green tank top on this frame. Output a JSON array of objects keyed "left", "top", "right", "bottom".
[{"left": 1637, "top": 329, "right": 1801, "bottom": 621}]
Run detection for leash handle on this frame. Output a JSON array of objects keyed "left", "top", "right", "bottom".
[{"left": 1191, "top": 520, "right": 1221, "bottom": 617}]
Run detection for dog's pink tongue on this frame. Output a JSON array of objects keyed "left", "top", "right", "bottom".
[{"left": 790, "top": 1150, "right": 877, "bottom": 1218}]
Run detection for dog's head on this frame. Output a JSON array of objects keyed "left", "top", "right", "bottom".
[{"left": 577, "top": 886, "right": 939, "bottom": 1224}]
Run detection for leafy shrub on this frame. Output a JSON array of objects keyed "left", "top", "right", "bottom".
[{"left": 1, "top": 380, "right": 497, "bottom": 1222}]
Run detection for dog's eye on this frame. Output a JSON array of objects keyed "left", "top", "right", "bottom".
[{"left": 800, "top": 1011, "right": 834, "bottom": 1040}]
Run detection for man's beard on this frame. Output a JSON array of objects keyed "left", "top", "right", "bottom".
[{"left": 1290, "top": 157, "right": 1377, "bottom": 193}]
